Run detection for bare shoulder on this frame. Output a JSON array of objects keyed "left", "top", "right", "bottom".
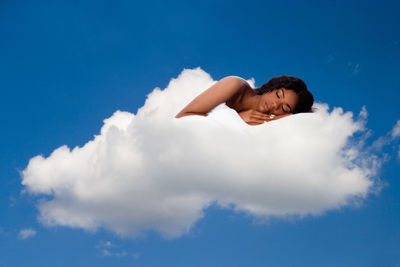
[
  {"left": 221, "top": 76, "right": 252, "bottom": 88},
  {"left": 225, "top": 77, "right": 254, "bottom": 109}
]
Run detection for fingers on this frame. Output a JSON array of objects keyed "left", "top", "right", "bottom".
[
  {"left": 250, "top": 119, "right": 265, "bottom": 124},
  {"left": 250, "top": 110, "right": 270, "bottom": 120},
  {"left": 240, "top": 109, "right": 277, "bottom": 125},
  {"left": 248, "top": 121, "right": 263, "bottom": 125},
  {"left": 252, "top": 112, "right": 273, "bottom": 123},
  {"left": 247, "top": 117, "right": 266, "bottom": 125},
  {"left": 251, "top": 114, "right": 268, "bottom": 120}
]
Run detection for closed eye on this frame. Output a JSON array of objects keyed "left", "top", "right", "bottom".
[
  {"left": 283, "top": 105, "right": 290, "bottom": 113},
  {"left": 281, "top": 90, "right": 292, "bottom": 113}
]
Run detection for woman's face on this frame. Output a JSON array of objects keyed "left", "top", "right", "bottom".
[{"left": 259, "top": 88, "right": 299, "bottom": 115}]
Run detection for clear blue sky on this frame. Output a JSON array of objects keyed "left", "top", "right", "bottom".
[{"left": 1, "top": 0, "right": 399, "bottom": 266}]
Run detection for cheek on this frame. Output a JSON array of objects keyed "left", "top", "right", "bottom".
[
  {"left": 263, "top": 91, "right": 274, "bottom": 100},
  {"left": 288, "top": 95, "right": 299, "bottom": 111},
  {"left": 292, "top": 98, "right": 300, "bottom": 110},
  {"left": 276, "top": 109, "right": 285, "bottom": 115}
]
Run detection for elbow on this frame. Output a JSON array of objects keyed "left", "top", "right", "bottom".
[
  {"left": 175, "top": 109, "right": 187, "bottom": 118},
  {"left": 175, "top": 111, "right": 207, "bottom": 118}
]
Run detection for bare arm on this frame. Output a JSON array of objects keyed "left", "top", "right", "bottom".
[{"left": 175, "top": 76, "right": 247, "bottom": 118}]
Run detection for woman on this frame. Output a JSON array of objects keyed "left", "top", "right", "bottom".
[{"left": 175, "top": 75, "right": 314, "bottom": 125}]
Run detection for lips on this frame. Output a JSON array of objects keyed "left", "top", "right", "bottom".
[{"left": 264, "top": 103, "right": 269, "bottom": 113}]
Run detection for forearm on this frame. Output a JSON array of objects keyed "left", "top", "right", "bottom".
[{"left": 175, "top": 112, "right": 208, "bottom": 118}]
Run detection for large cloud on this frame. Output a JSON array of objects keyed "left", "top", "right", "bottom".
[{"left": 22, "top": 68, "right": 380, "bottom": 238}]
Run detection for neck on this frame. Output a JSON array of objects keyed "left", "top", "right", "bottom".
[{"left": 243, "top": 93, "right": 261, "bottom": 111}]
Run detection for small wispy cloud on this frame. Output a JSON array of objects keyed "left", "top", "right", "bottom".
[
  {"left": 372, "top": 120, "right": 400, "bottom": 151},
  {"left": 347, "top": 62, "right": 360, "bottom": 74},
  {"left": 390, "top": 120, "right": 400, "bottom": 139},
  {"left": 95, "top": 240, "right": 139, "bottom": 259},
  {"left": 9, "top": 196, "right": 17, "bottom": 207},
  {"left": 18, "top": 228, "right": 36, "bottom": 240},
  {"left": 327, "top": 54, "right": 335, "bottom": 63},
  {"left": 132, "top": 252, "right": 141, "bottom": 260},
  {"left": 391, "top": 121, "right": 400, "bottom": 159},
  {"left": 397, "top": 145, "right": 400, "bottom": 160}
]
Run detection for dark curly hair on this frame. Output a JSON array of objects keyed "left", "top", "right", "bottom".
[{"left": 254, "top": 75, "right": 314, "bottom": 113}]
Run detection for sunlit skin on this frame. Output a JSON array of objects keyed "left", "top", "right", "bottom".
[
  {"left": 175, "top": 76, "right": 299, "bottom": 125},
  {"left": 257, "top": 88, "right": 299, "bottom": 115}
]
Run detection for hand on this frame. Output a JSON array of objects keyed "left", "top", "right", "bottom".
[
  {"left": 238, "top": 109, "right": 271, "bottom": 125},
  {"left": 238, "top": 110, "right": 293, "bottom": 125}
]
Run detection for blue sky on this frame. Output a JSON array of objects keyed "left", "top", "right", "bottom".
[{"left": 1, "top": 0, "right": 399, "bottom": 266}]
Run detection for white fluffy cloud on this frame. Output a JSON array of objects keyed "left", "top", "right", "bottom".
[
  {"left": 22, "top": 68, "right": 380, "bottom": 238},
  {"left": 18, "top": 228, "right": 37, "bottom": 239}
]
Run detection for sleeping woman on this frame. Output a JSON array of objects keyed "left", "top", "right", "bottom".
[{"left": 175, "top": 75, "right": 314, "bottom": 125}]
